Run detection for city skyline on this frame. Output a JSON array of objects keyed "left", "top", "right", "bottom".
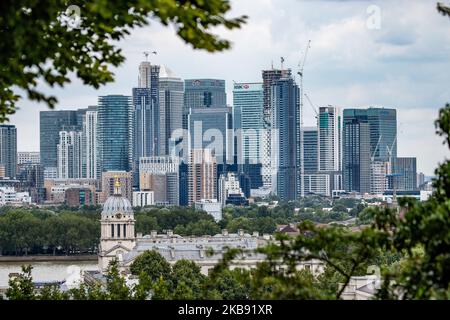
[{"left": 8, "top": 0, "right": 450, "bottom": 176}]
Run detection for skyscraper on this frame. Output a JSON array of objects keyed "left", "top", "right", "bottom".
[
  {"left": 183, "top": 79, "right": 226, "bottom": 129},
  {"left": 0, "top": 125, "right": 17, "bottom": 178},
  {"left": 394, "top": 157, "right": 417, "bottom": 191},
  {"left": 188, "top": 149, "right": 217, "bottom": 205},
  {"left": 57, "top": 127, "right": 83, "bottom": 179},
  {"left": 233, "top": 82, "right": 264, "bottom": 165},
  {"left": 40, "top": 110, "right": 78, "bottom": 170},
  {"left": 342, "top": 109, "right": 371, "bottom": 193},
  {"left": 188, "top": 107, "right": 232, "bottom": 165},
  {"left": 261, "top": 68, "right": 292, "bottom": 190},
  {"left": 270, "top": 74, "right": 300, "bottom": 200},
  {"left": 133, "top": 61, "right": 161, "bottom": 184},
  {"left": 98, "top": 95, "right": 133, "bottom": 172},
  {"left": 82, "top": 108, "right": 98, "bottom": 179},
  {"left": 367, "top": 108, "right": 397, "bottom": 162},
  {"left": 303, "top": 127, "right": 318, "bottom": 173},
  {"left": 159, "top": 66, "right": 184, "bottom": 156}
]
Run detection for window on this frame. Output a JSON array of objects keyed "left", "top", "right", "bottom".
[
  {"left": 117, "top": 224, "right": 121, "bottom": 238},
  {"left": 111, "top": 224, "right": 114, "bottom": 238},
  {"left": 123, "top": 224, "right": 126, "bottom": 238}
]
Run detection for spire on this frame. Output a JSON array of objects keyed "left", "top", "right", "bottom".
[{"left": 114, "top": 175, "right": 121, "bottom": 195}]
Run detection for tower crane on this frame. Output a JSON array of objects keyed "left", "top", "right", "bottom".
[
  {"left": 304, "top": 93, "right": 319, "bottom": 119},
  {"left": 298, "top": 40, "right": 311, "bottom": 198}
]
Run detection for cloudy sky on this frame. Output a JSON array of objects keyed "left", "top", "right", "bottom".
[{"left": 10, "top": 0, "right": 450, "bottom": 176}]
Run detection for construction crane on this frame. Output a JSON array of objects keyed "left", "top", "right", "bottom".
[
  {"left": 298, "top": 40, "right": 311, "bottom": 198},
  {"left": 304, "top": 93, "right": 319, "bottom": 119}
]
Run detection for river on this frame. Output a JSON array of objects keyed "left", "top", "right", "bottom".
[{"left": 0, "top": 261, "right": 98, "bottom": 288}]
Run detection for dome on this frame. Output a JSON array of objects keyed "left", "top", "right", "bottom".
[
  {"left": 102, "top": 195, "right": 133, "bottom": 216},
  {"left": 101, "top": 176, "right": 133, "bottom": 216}
]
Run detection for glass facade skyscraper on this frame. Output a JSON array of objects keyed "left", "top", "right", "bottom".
[
  {"left": 188, "top": 107, "right": 232, "bottom": 165},
  {"left": 233, "top": 82, "right": 264, "bottom": 165},
  {"left": 183, "top": 79, "right": 226, "bottom": 130},
  {"left": 98, "top": 95, "right": 133, "bottom": 172},
  {"left": 367, "top": 108, "right": 397, "bottom": 162},
  {"left": 343, "top": 109, "right": 371, "bottom": 193},
  {"left": 0, "top": 125, "right": 17, "bottom": 178},
  {"left": 303, "top": 127, "right": 318, "bottom": 174},
  {"left": 270, "top": 75, "right": 300, "bottom": 201},
  {"left": 40, "top": 110, "right": 78, "bottom": 170},
  {"left": 159, "top": 67, "right": 184, "bottom": 156}
]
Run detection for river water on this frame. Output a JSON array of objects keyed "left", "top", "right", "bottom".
[{"left": 0, "top": 261, "right": 98, "bottom": 288}]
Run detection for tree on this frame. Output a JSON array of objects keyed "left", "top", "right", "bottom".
[
  {"left": 171, "top": 259, "right": 206, "bottom": 299},
  {"left": 130, "top": 250, "right": 172, "bottom": 282},
  {"left": 6, "top": 265, "right": 36, "bottom": 300},
  {"left": 105, "top": 259, "right": 132, "bottom": 300},
  {"left": 0, "top": 0, "right": 247, "bottom": 121}
]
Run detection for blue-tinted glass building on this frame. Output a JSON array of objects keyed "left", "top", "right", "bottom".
[
  {"left": 394, "top": 157, "right": 417, "bottom": 191},
  {"left": 343, "top": 109, "right": 371, "bottom": 193},
  {"left": 40, "top": 110, "right": 78, "bottom": 169},
  {"left": 183, "top": 79, "right": 226, "bottom": 130},
  {"left": 188, "top": 107, "right": 232, "bottom": 165},
  {"left": 98, "top": 95, "right": 133, "bottom": 172},
  {"left": 0, "top": 125, "right": 17, "bottom": 178},
  {"left": 303, "top": 127, "right": 318, "bottom": 174},
  {"left": 367, "top": 108, "right": 397, "bottom": 162}
]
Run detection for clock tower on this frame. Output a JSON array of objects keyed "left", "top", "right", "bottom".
[{"left": 98, "top": 176, "right": 136, "bottom": 272}]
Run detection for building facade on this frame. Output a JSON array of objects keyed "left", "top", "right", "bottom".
[
  {"left": 17, "top": 152, "right": 40, "bottom": 165},
  {"left": 343, "top": 109, "right": 371, "bottom": 194},
  {"left": 394, "top": 157, "right": 417, "bottom": 191},
  {"left": 57, "top": 127, "right": 83, "bottom": 179},
  {"left": 159, "top": 66, "right": 184, "bottom": 156},
  {"left": 98, "top": 95, "right": 133, "bottom": 173},
  {"left": 188, "top": 149, "right": 217, "bottom": 205},
  {"left": 40, "top": 110, "right": 78, "bottom": 171},
  {"left": 270, "top": 75, "right": 300, "bottom": 200},
  {"left": 0, "top": 125, "right": 17, "bottom": 179}
]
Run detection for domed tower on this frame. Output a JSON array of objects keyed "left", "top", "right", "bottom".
[{"left": 98, "top": 176, "right": 136, "bottom": 272}]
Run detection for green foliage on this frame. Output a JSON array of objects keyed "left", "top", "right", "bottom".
[
  {"left": 130, "top": 250, "right": 172, "bottom": 282},
  {"left": 0, "top": 207, "right": 99, "bottom": 255},
  {"left": 0, "top": 0, "right": 246, "bottom": 121},
  {"left": 6, "top": 265, "right": 36, "bottom": 300}
]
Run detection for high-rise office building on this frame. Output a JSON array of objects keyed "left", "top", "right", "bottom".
[
  {"left": 303, "top": 127, "right": 318, "bottom": 173},
  {"left": 133, "top": 61, "right": 161, "bottom": 185},
  {"left": 417, "top": 172, "right": 426, "bottom": 189},
  {"left": 82, "top": 108, "right": 98, "bottom": 179},
  {"left": 183, "top": 79, "right": 226, "bottom": 129},
  {"left": 342, "top": 109, "right": 371, "bottom": 194},
  {"left": 270, "top": 74, "right": 300, "bottom": 200},
  {"left": 318, "top": 106, "right": 342, "bottom": 192},
  {"left": 188, "top": 149, "right": 217, "bottom": 205},
  {"left": 159, "top": 66, "right": 184, "bottom": 156},
  {"left": 232, "top": 82, "right": 265, "bottom": 192},
  {"left": 17, "top": 163, "right": 45, "bottom": 203},
  {"left": 233, "top": 82, "right": 264, "bottom": 164},
  {"left": 40, "top": 110, "right": 78, "bottom": 171},
  {"left": 139, "top": 156, "right": 180, "bottom": 205},
  {"left": 0, "top": 125, "right": 17, "bottom": 179},
  {"left": 394, "top": 157, "right": 417, "bottom": 191},
  {"left": 98, "top": 95, "right": 133, "bottom": 173},
  {"left": 57, "top": 127, "right": 83, "bottom": 179},
  {"left": 367, "top": 108, "right": 397, "bottom": 162},
  {"left": 188, "top": 107, "right": 232, "bottom": 165}
]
